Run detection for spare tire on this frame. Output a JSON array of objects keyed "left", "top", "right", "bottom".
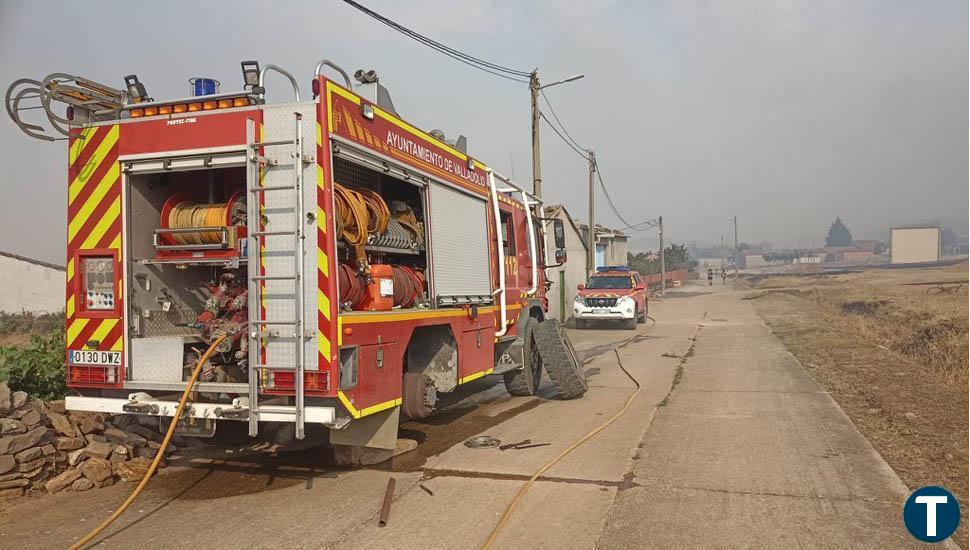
[{"left": 534, "top": 319, "right": 588, "bottom": 399}]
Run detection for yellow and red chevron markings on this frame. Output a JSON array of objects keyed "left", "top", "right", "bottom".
[
  {"left": 65, "top": 124, "right": 124, "bottom": 353},
  {"left": 316, "top": 122, "right": 335, "bottom": 372}
]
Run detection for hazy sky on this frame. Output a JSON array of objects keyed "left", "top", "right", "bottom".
[{"left": 1, "top": 0, "right": 966, "bottom": 263}]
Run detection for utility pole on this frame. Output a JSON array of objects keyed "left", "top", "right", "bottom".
[
  {"left": 529, "top": 71, "right": 584, "bottom": 199},
  {"left": 658, "top": 215, "right": 665, "bottom": 297},
  {"left": 732, "top": 215, "right": 739, "bottom": 287},
  {"left": 529, "top": 71, "right": 542, "bottom": 198},
  {"left": 721, "top": 234, "right": 726, "bottom": 268},
  {"left": 586, "top": 150, "right": 596, "bottom": 278}
]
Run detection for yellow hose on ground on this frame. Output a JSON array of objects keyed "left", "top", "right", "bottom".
[
  {"left": 481, "top": 333, "right": 645, "bottom": 549},
  {"left": 70, "top": 335, "right": 227, "bottom": 550}
]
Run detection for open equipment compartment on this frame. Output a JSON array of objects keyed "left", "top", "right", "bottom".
[
  {"left": 332, "top": 154, "right": 430, "bottom": 312},
  {"left": 125, "top": 164, "right": 250, "bottom": 393}
]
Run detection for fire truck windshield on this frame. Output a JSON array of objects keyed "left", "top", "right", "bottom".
[{"left": 585, "top": 276, "right": 632, "bottom": 289}]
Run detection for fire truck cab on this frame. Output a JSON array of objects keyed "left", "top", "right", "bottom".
[{"left": 6, "top": 61, "right": 586, "bottom": 451}]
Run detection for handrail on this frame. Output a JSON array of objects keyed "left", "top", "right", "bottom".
[
  {"left": 492, "top": 171, "right": 541, "bottom": 206},
  {"left": 258, "top": 64, "right": 300, "bottom": 102},
  {"left": 487, "top": 170, "right": 508, "bottom": 337},
  {"left": 314, "top": 59, "right": 352, "bottom": 88},
  {"left": 491, "top": 172, "right": 541, "bottom": 296},
  {"left": 522, "top": 196, "right": 539, "bottom": 296}
]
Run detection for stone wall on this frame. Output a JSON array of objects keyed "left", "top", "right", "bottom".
[{"left": 0, "top": 382, "right": 172, "bottom": 499}]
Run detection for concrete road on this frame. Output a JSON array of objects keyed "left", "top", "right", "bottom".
[{"left": 0, "top": 285, "right": 934, "bottom": 548}]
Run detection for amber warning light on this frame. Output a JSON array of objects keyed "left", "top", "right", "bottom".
[{"left": 129, "top": 96, "right": 252, "bottom": 118}]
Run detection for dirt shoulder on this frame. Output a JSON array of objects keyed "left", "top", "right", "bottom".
[{"left": 744, "top": 263, "right": 968, "bottom": 548}]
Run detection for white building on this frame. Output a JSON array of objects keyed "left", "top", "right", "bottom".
[
  {"left": 543, "top": 205, "right": 588, "bottom": 324},
  {"left": 0, "top": 251, "right": 65, "bottom": 314},
  {"left": 890, "top": 225, "right": 941, "bottom": 264},
  {"left": 576, "top": 223, "right": 629, "bottom": 269}
]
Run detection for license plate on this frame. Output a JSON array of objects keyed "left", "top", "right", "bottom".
[
  {"left": 164, "top": 415, "right": 216, "bottom": 438},
  {"left": 592, "top": 309, "right": 610, "bottom": 315},
  {"left": 68, "top": 349, "right": 121, "bottom": 366}
]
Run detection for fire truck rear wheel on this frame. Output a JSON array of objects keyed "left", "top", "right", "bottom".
[
  {"left": 402, "top": 373, "right": 437, "bottom": 419},
  {"left": 535, "top": 319, "right": 588, "bottom": 399},
  {"left": 503, "top": 318, "right": 542, "bottom": 396}
]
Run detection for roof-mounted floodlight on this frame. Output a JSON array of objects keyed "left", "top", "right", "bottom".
[
  {"left": 241, "top": 60, "right": 260, "bottom": 90},
  {"left": 124, "top": 74, "right": 149, "bottom": 103}
]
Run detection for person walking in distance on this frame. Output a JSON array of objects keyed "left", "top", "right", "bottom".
[
  {"left": 707, "top": 268, "right": 714, "bottom": 286},
  {"left": 721, "top": 266, "right": 727, "bottom": 285}
]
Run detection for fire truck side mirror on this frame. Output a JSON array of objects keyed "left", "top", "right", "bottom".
[{"left": 552, "top": 219, "right": 566, "bottom": 250}]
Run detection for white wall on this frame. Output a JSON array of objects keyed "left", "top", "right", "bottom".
[
  {"left": 603, "top": 237, "right": 628, "bottom": 266},
  {"left": 890, "top": 227, "right": 940, "bottom": 264},
  {"left": 544, "top": 213, "right": 588, "bottom": 324},
  {"left": 743, "top": 254, "right": 768, "bottom": 268},
  {"left": 0, "top": 254, "right": 65, "bottom": 313}
]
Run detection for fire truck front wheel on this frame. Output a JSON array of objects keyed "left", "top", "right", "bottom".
[
  {"left": 535, "top": 319, "right": 588, "bottom": 399},
  {"left": 503, "top": 318, "right": 542, "bottom": 396},
  {"left": 402, "top": 373, "right": 437, "bottom": 419}
]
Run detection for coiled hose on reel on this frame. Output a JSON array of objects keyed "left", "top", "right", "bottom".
[
  {"left": 160, "top": 192, "right": 246, "bottom": 246},
  {"left": 338, "top": 262, "right": 425, "bottom": 310},
  {"left": 333, "top": 183, "right": 389, "bottom": 270}
]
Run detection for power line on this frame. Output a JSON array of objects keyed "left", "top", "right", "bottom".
[
  {"left": 341, "top": 0, "right": 532, "bottom": 82},
  {"left": 538, "top": 110, "right": 588, "bottom": 160},
  {"left": 341, "top": 0, "right": 531, "bottom": 76},
  {"left": 540, "top": 108, "right": 656, "bottom": 234},
  {"left": 342, "top": 2, "right": 660, "bottom": 239},
  {"left": 540, "top": 89, "right": 585, "bottom": 151},
  {"left": 595, "top": 164, "right": 657, "bottom": 233}
]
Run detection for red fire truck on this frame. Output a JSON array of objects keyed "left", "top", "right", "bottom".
[{"left": 6, "top": 61, "right": 586, "bottom": 451}]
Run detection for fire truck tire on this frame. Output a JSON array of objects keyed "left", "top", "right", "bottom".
[
  {"left": 638, "top": 306, "right": 647, "bottom": 323},
  {"left": 503, "top": 318, "right": 542, "bottom": 396},
  {"left": 402, "top": 373, "right": 437, "bottom": 419},
  {"left": 535, "top": 319, "right": 588, "bottom": 399}
]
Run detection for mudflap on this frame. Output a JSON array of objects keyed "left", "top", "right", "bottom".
[{"left": 329, "top": 406, "right": 400, "bottom": 450}]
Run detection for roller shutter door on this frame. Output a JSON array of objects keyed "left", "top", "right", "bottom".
[{"left": 428, "top": 184, "right": 492, "bottom": 305}]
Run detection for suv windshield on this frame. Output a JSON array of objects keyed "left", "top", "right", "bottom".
[{"left": 585, "top": 276, "right": 632, "bottom": 289}]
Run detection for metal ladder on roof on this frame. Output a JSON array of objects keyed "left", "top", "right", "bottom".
[{"left": 245, "top": 113, "right": 309, "bottom": 439}]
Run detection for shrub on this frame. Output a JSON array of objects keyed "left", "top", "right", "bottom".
[
  {"left": 0, "top": 328, "right": 67, "bottom": 401},
  {"left": 0, "top": 311, "right": 64, "bottom": 336}
]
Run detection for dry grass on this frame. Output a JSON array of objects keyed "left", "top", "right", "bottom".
[
  {"left": 0, "top": 311, "right": 64, "bottom": 346},
  {"left": 746, "top": 262, "right": 968, "bottom": 547}
]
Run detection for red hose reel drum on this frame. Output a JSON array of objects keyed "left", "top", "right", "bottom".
[
  {"left": 158, "top": 191, "right": 246, "bottom": 246},
  {"left": 338, "top": 263, "right": 426, "bottom": 310}
]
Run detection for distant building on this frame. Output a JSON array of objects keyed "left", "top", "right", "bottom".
[
  {"left": 852, "top": 240, "right": 882, "bottom": 253},
  {"left": 739, "top": 250, "right": 768, "bottom": 269},
  {"left": 821, "top": 247, "right": 874, "bottom": 264},
  {"left": 576, "top": 223, "right": 629, "bottom": 269},
  {"left": 543, "top": 206, "right": 588, "bottom": 323},
  {"left": 890, "top": 225, "right": 941, "bottom": 264},
  {"left": 0, "top": 250, "right": 65, "bottom": 313}
]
